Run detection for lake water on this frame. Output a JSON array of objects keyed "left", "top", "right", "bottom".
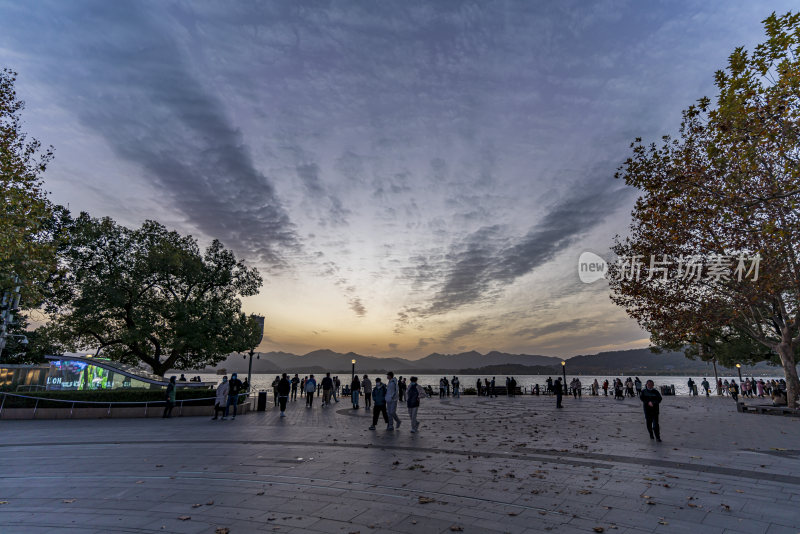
[{"left": 191, "top": 373, "right": 784, "bottom": 396}]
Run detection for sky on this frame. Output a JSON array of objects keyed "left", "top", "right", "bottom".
[{"left": 1, "top": 1, "right": 794, "bottom": 359}]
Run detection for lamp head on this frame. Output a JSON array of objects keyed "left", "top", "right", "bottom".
[
  {"left": 561, "top": 361, "right": 566, "bottom": 366},
  {"left": 351, "top": 359, "right": 356, "bottom": 364},
  {"left": 736, "top": 363, "right": 741, "bottom": 368}
]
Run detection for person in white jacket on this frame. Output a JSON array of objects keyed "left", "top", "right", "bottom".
[
  {"left": 385, "top": 371, "right": 401, "bottom": 430},
  {"left": 212, "top": 376, "right": 229, "bottom": 420}
]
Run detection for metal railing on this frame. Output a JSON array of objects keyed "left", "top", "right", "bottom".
[{"left": 0, "top": 391, "right": 250, "bottom": 419}]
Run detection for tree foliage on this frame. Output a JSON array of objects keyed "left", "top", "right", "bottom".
[
  {"left": 608, "top": 12, "right": 800, "bottom": 406},
  {"left": 46, "top": 214, "right": 264, "bottom": 376},
  {"left": 0, "top": 68, "right": 59, "bottom": 303}
]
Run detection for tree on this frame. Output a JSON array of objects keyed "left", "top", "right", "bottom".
[
  {"left": 608, "top": 12, "right": 800, "bottom": 407},
  {"left": 0, "top": 68, "right": 58, "bottom": 303},
  {"left": 46, "top": 213, "right": 264, "bottom": 376},
  {"left": 1, "top": 68, "right": 67, "bottom": 361}
]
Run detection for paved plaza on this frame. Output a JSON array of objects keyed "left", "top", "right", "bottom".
[{"left": 1, "top": 394, "right": 799, "bottom": 534}]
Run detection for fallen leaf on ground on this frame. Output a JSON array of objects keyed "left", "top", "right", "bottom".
[
  {"left": 62, "top": 499, "right": 76, "bottom": 503},
  {"left": 215, "top": 529, "right": 229, "bottom": 534},
  {"left": 178, "top": 516, "right": 191, "bottom": 521},
  {"left": 593, "top": 528, "right": 604, "bottom": 533},
  {"left": 418, "top": 497, "right": 436, "bottom": 504},
  {"left": 450, "top": 527, "right": 464, "bottom": 532}
]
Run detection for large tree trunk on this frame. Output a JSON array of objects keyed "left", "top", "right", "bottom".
[{"left": 775, "top": 339, "right": 799, "bottom": 409}]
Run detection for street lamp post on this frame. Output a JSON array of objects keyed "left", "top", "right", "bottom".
[
  {"left": 246, "top": 315, "right": 265, "bottom": 390},
  {"left": 246, "top": 349, "right": 259, "bottom": 390},
  {"left": 351, "top": 359, "right": 356, "bottom": 385},
  {"left": 736, "top": 363, "right": 743, "bottom": 383},
  {"left": 561, "top": 360, "right": 567, "bottom": 395}
]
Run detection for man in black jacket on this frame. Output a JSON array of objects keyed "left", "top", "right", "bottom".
[
  {"left": 640, "top": 380, "right": 662, "bottom": 442},
  {"left": 554, "top": 377, "right": 563, "bottom": 408},
  {"left": 225, "top": 373, "right": 243, "bottom": 420},
  {"left": 277, "top": 373, "right": 291, "bottom": 417}
]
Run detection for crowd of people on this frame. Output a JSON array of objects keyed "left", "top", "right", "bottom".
[
  {"left": 204, "top": 371, "right": 429, "bottom": 432},
  {"left": 194, "top": 371, "right": 790, "bottom": 441}
]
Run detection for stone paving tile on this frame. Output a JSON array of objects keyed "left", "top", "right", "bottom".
[
  {"left": 2, "top": 396, "right": 798, "bottom": 532},
  {"left": 766, "top": 523, "right": 800, "bottom": 534}
]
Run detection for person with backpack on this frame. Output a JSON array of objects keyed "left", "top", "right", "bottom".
[
  {"left": 406, "top": 376, "right": 427, "bottom": 433},
  {"left": 163, "top": 376, "right": 177, "bottom": 418},
  {"left": 369, "top": 377, "right": 389, "bottom": 430},
  {"left": 212, "top": 376, "right": 228, "bottom": 420},
  {"left": 225, "top": 373, "right": 243, "bottom": 420},
  {"left": 305, "top": 374, "right": 317, "bottom": 408},
  {"left": 729, "top": 379, "right": 740, "bottom": 402}
]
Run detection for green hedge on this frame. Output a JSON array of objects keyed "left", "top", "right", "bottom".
[{"left": 0, "top": 388, "right": 244, "bottom": 409}]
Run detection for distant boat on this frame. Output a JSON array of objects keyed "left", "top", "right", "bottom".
[{"left": 216, "top": 368, "right": 227, "bottom": 375}]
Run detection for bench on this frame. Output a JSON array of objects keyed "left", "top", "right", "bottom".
[{"left": 738, "top": 402, "right": 799, "bottom": 417}]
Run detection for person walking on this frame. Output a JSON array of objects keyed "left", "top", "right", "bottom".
[
  {"left": 225, "top": 373, "right": 243, "bottom": 420},
  {"left": 687, "top": 378, "right": 696, "bottom": 397},
  {"left": 386, "top": 371, "right": 401, "bottom": 430},
  {"left": 332, "top": 376, "right": 340, "bottom": 403},
  {"left": 602, "top": 379, "right": 609, "bottom": 396},
  {"left": 212, "top": 376, "right": 228, "bottom": 420},
  {"left": 362, "top": 375, "right": 372, "bottom": 410},
  {"left": 452, "top": 376, "right": 460, "bottom": 398},
  {"left": 272, "top": 375, "right": 281, "bottom": 406},
  {"left": 369, "top": 377, "right": 388, "bottom": 430},
  {"left": 399, "top": 377, "right": 407, "bottom": 401},
  {"left": 351, "top": 374, "right": 361, "bottom": 409},
  {"left": 277, "top": 373, "right": 291, "bottom": 417},
  {"left": 305, "top": 374, "right": 317, "bottom": 408},
  {"left": 476, "top": 378, "right": 483, "bottom": 397},
  {"left": 490, "top": 377, "right": 496, "bottom": 398},
  {"left": 634, "top": 377, "right": 642, "bottom": 396},
  {"left": 163, "top": 376, "right": 177, "bottom": 418},
  {"left": 729, "top": 379, "right": 739, "bottom": 402},
  {"left": 321, "top": 372, "right": 334, "bottom": 406},
  {"left": 554, "top": 377, "right": 563, "bottom": 408},
  {"left": 640, "top": 379, "right": 662, "bottom": 441},
  {"left": 407, "top": 376, "right": 427, "bottom": 432},
  {"left": 701, "top": 378, "right": 710, "bottom": 396},
  {"left": 291, "top": 374, "right": 299, "bottom": 401}
]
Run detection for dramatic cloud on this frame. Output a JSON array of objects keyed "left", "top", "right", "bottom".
[
  {"left": 412, "top": 184, "right": 631, "bottom": 317},
  {"left": 4, "top": 2, "right": 301, "bottom": 267},
  {"left": 2, "top": 0, "right": 791, "bottom": 357}
]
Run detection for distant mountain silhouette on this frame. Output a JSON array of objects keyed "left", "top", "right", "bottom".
[{"left": 190, "top": 346, "right": 778, "bottom": 375}]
